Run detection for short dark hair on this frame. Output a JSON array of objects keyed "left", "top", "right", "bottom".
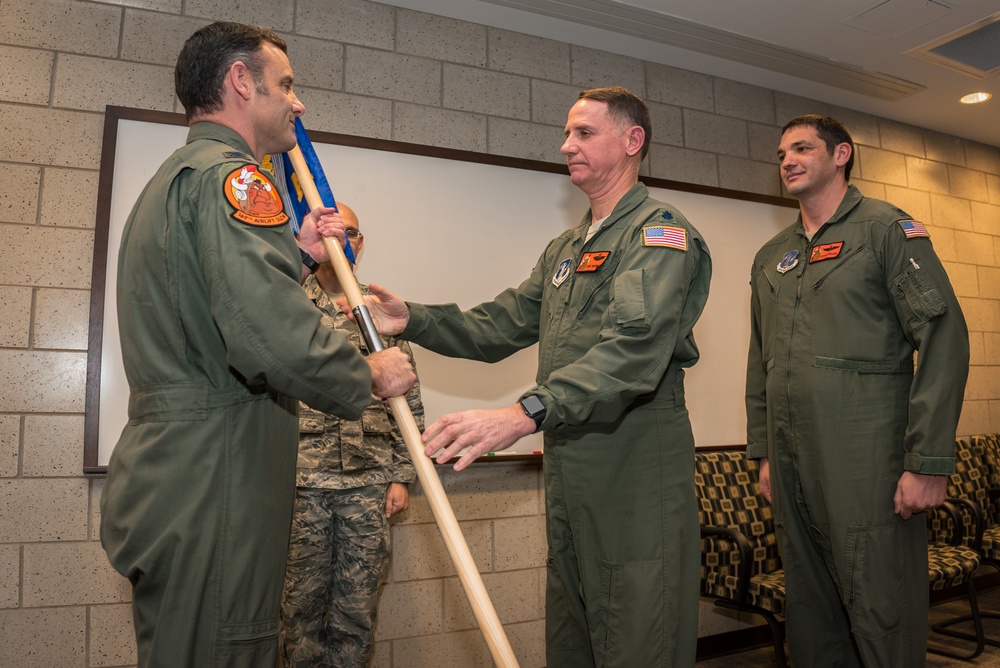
[
  {"left": 578, "top": 86, "right": 652, "bottom": 160},
  {"left": 782, "top": 114, "right": 855, "bottom": 181},
  {"left": 175, "top": 22, "right": 287, "bottom": 121}
]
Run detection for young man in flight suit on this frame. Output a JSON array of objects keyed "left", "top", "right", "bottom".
[
  {"left": 746, "top": 114, "right": 969, "bottom": 667},
  {"left": 100, "top": 22, "right": 415, "bottom": 667},
  {"left": 348, "top": 86, "right": 712, "bottom": 668}
]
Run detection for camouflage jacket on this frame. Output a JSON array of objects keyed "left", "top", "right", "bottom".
[{"left": 296, "top": 277, "right": 422, "bottom": 490}]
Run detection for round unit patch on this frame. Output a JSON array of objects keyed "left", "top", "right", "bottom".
[{"left": 224, "top": 164, "right": 289, "bottom": 227}]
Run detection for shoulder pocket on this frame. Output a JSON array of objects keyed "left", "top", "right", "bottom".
[{"left": 889, "top": 261, "right": 947, "bottom": 329}]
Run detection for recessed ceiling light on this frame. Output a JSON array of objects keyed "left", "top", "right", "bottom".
[{"left": 960, "top": 92, "right": 992, "bottom": 104}]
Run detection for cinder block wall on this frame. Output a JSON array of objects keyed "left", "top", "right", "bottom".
[{"left": 1, "top": 0, "right": 998, "bottom": 666}]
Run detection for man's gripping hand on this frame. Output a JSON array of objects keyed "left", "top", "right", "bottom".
[
  {"left": 337, "top": 283, "right": 410, "bottom": 336},
  {"left": 366, "top": 347, "right": 416, "bottom": 399},
  {"left": 297, "top": 206, "right": 346, "bottom": 263}
]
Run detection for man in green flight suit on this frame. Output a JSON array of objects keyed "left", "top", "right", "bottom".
[
  {"left": 746, "top": 114, "right": 969, "bottom": 667},
  {"left": 347, "top": 86, "right": 712, "bottom": 667},
  {"left": 100, "top": 22, "right": 416, "bottom": 668}
]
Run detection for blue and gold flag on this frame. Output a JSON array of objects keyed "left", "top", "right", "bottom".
[{"left": 265, "top": 118, "right": 355, "bottom": 263}]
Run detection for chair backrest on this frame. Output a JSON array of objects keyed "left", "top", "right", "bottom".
[
  {"left": 972, "top": 433, "right": 1000, "bottom": 526},
  {"left": 931, "top": 437, "right": 988, "bottom": 545},
  {"left": 694, "top": 450, "right": 780, "bottom": 576}
]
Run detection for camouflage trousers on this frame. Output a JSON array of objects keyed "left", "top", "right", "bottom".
[{"left": 279, "top": 484, "right": 390, "bottom": 668}]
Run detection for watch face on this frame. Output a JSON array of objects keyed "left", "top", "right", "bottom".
[{"left": 521, "top": 395, "right": 545, "bottom": 417}]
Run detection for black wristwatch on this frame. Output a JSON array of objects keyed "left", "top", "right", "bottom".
[
  {"left": 299, "top": 247, "right": 320, "bottom": 274},
  {"left": 519, "top": 395, "right": 546, "bottom": 433}
]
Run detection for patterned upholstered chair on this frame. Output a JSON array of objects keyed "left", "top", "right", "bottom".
[
  {"left": 695, "top": 450, "right": 787, "bottom": 668},
  {"left": 972, "top": 433, "right": 1000, "bottom": 558},
  {"left": 929, "top": 434, "right": 1000, "bottom": 651}
]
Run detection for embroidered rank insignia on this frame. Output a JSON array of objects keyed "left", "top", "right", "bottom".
[
  {"left": 899, "top": 219, "right": 930, "bottom": 239},
  {"left": 224, "top": 164, "right": 289, "bottom": 227},
  {"left": 809, "top": 241, "right": 844, "bottom": 263},
  {"left": 224, "top": 151, "right": 251, "bottom": 160},
  {"left": 576, "top": 251, "right": 610, "bottom": 272},
  {"left": 643, "top": 225, "right": 687, "bottom": 250},
  {"left": 661, "top": 210, "right": 673, "bottom": 220},
  {"left": 552, "top": 258, "right": 572, "bottom": 287},
  {"left": 776, "top": 250, "right": 798, "bottom": 274}
]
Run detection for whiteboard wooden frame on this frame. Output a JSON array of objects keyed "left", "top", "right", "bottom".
[{"left": 84, "top": 105, "right": 797, "bottom": 473}]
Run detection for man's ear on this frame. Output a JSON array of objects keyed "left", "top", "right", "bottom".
[
  {"left": 834, "top": 141, "right": 852, "bottom": 168},
  {"left": 625, "top": 126, "right": 645, "bottom": 158},
  {"left": 228, "top": 61, "right": 253, "bottom": 102}
]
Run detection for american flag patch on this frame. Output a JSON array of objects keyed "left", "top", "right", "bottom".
[
  {"left": 899, "top": 220, "right": 930, "bottom": 239},
  {"left": 643, "top": 225, "right": 687, "bottom": 250}
]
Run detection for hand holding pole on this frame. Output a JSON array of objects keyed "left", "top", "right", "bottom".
[{"left": 287, "top": 145, "right": 520, "bottom": 668}]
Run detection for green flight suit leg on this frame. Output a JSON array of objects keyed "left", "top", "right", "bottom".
[
  {"left": 773, "top": 371, "right": 930, "bottom": 668},
  {"left": 544, "top": 391, "right": 700, "bottom": 668},
  {"left": 115, "top": 394, "right": 299, "bottom": 668}
]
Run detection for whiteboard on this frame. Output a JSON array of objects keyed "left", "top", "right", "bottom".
[{"left": 85, "top": 107, "right": 796, "bottom": 470}]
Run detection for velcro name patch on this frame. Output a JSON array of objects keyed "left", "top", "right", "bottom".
[
  {"left": 809, "top": 241, "right": 844, "bottom": 263},
  {"left": 576, "top": 251, "right": 610, "bottom": 272}
]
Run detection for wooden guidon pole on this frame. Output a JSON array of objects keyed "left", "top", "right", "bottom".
[{"left": 287, "top": 145, "right": 520, "bottom": 668}]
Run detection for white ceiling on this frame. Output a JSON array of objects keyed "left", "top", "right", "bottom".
[{"left": 378, "top": 0, "right": 1000, "bottom": 148}]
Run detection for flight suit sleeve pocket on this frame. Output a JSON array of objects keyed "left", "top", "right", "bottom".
[
  {"left": 890, "top": 262, "right": 947, "bottom": 329},
  {"left": 610, "top": 268, "right": 649, "bottom": 334}
]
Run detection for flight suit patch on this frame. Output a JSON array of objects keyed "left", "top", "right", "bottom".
[
  {"left": 223, "top": 164, "right": 289, "bottom": 227},
  {"left": 642, "top": 225, "right": 687, "bottom": 250},
  {"left": 777, "top": 250, "right": 799, "bottom": 273},
  {"left": 552, "top": 258, "right": 572, "bottom": 287},
  {"left": 899, "top": 219, "right": 930, "bottom": 239},
  {"left": 809, "top": 241, "right": 844, "bottom": 263},
  {"left": 576, "top": 251, "right": 610, "bottom": 272}
]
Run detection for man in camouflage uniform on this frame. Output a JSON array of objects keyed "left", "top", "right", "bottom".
[{"left": 280, "top": 203, "right": 423, "bottom": 667}]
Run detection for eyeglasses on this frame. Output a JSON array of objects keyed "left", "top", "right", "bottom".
[{"left": 346, "top": 230, "right": 364, "bottom": 241}]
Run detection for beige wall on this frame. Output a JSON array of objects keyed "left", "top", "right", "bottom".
[{"left": 1, "top": 0, "right": 998, "bottom": 666}]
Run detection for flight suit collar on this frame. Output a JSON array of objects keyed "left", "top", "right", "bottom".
[
  {"left": 793, "top": 183, "right": 864, "bottom": 241},
  {"left": 577, "top": 182, "right": 649, "bottom": 245},
  {"left": 186, "top": 121, "right": 256, "bottom": 161}
]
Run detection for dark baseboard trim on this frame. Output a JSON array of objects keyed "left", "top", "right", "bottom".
[
  {"left": 696, "top": 621, "right": 782, "bottom": 661},
  {"left": 696, "top": 570, "right": 1000, "bottom": 660}
]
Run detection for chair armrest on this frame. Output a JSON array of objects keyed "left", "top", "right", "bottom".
[
  {"left": 701, "top": 525, "right": 754, "bottom": 603},
  {"left": 944, "top": 497, "right": 985, "bottom": 551}
]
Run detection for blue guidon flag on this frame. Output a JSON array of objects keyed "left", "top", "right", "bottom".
[
  {"left": 642, "top": 225, "right": 687, "bottom": 250},
  {"left": 899, "top": 219, "right": 930, "bottom": 239},
  {"left": 265, "top": 117, "right": 354, "bottom": 263}
]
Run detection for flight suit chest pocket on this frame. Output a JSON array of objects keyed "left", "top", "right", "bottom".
[
  {"left": 890, "top": 260, "right": 947, "bottom": 329},
  {"left": 569, "top": 252, "right": 620, "bottom": 324},
  {"left": 759, "top": 264, "right": 780, "bottom": 301},
  {"left": 808, "top": 243, "right": 865, "bottom": 290}
]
